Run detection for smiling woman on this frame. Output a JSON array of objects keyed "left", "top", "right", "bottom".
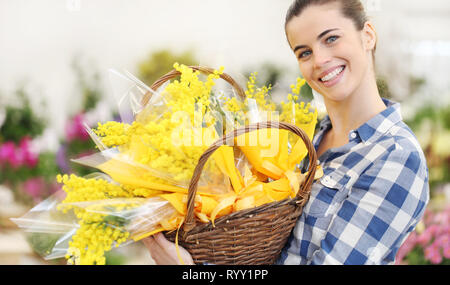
[{"left": 276, "top": 0, "right": 430, "bottom": 265}]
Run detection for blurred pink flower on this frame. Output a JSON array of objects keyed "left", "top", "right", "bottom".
[
  {"left": 443, "top": 245, "right": 450, "bottom": 259},
  {"left": 444, "top": 225, "right": 450, "bottom": 235},
  {"left": 18, "top": 137, "right": 39, "bottom": 168},
  {"left": 434, "top": 211, "right": 448, "bottom": 225},
  {"left": 65, "top": 113, "right": 89, "bottom": 142},
  {"left": 417, "top": 229, "right": 433, "bottom": 246},
  {"left": 23, "top": 177, "right": 45, "bottom": 199},
  {"left": 434, "top": 234, "right": 449, "bottom": 250},
  {"left": 424, "top": 245, "right": 442, "bottom": 264},
  {"left": 430, "top": 254, "right": 443, "bottom": 265},
  {"left": 0, "top": 141, "right": 20, "bottom": 168},
  {"left": 78, "top": 150, "right": 95, "bottom": 158},
  {"left": 428, "top": 224, "right": 441, "bottom": 236},
  {"left": 395, "top": 232, "right": 418, "bottom": 264},
  {"left": 395, "top": 244, "right": 413, "bottom": 264},
  {"left": 423, "top": 208, "right": 434, "bottom": 225},
  {"left": 396, "top": 205, "right": 450, "bottom": 265},
  {"left": 0, "top": 138, "right": 39, "bottom": 169}
]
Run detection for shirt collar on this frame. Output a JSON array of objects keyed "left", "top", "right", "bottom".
[
  {"left": 356, "top": 98, "right": 402, "bottom": 143},
  {"left": 316, "top": 98, "right": 402, "bottom": 143},
  {"left": 319, "top": 114, "right": 331, "bottom": 131}
]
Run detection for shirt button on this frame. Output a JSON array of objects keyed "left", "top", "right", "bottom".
[{"left": 350, "top": 132, "right": 357, "bottom": 139}]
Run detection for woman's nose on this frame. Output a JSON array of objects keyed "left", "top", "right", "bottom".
[{"left": 313, "top": 48, "right": 332, "bottom": 69}]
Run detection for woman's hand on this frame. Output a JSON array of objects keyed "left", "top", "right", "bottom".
[{"left": 142, "top": 233, "right": 195, "bottom": 265}]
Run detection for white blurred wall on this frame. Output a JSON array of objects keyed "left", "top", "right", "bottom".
[
  {"left": 0, "top": 0, "right": 449, "bottom": 149},
  {"left": 0, "top": 0, "right": 296, "bottom": 146},
  {"left": 372, "top": 0, "right": 450, "bottom": 115}
]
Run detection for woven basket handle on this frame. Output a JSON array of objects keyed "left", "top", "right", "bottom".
[
  {"left": 183, "top": 121, "right": 318, "bottom": 233},
  {"left": 141, "top": 66, "right": 246, "bottom": 106}
]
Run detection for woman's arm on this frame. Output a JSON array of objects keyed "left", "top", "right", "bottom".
[
  {"left": 309, "top": 149, "right": 429, "bottom": 264},
  {"left": 142, "top": 233, "right": 195, "bottom": 265}
]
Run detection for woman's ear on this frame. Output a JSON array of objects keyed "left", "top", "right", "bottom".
[{"left": 362, "top": 21, "right": 377, "bottom": 52}]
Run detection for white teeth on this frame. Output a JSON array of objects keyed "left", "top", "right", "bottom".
[{"left": 320, "top": 66, "right": 344, "bottom": 82}]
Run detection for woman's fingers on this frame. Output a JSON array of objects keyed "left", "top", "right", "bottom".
[
  {"left": 153, "top": 233, "right": 195, "bottom": 265},
  {"left": 142, "top": 234, "right": 194, "bottom": 265},
  {"left": 154, "top": 233, "right": 178, "bottom": 253},
  {"left": 142, "top": 236, "right": 173, "bottom": 264}
]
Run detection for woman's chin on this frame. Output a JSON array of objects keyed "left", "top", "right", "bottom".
[
  {"left": 327, "top": 92, "right": 351, "bottom": 102},
  {"left": 319, "top": 87, "right": 352, "bottom": 103}
]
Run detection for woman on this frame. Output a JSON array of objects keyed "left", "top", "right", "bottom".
[{"left": 143, "top": 0, "right": 430, "bottom": 265}]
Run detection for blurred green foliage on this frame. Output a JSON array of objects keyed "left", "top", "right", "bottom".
[
  {"left": 26, "top": 232, "right": 62, "bottom": 258},
  {"left": 405, "top": 102, "right": 450, "bottom": 191},
  {"left": 0, "top": 88, "right": 46, "bottom": 144},
  {"left": 137, "top": 49, "right": 198, "bottom": 86},
  {"left": 104, "top": 250, "right": 128, "bottom": 265},
  {"left": 35, "top": 152, "right": 60, "bottom": 182},
  {"left": 244, "top": 62, "right": 284, "bottom": 89},
  {"left": 409, "top": 76, "right": 427, "bottom": 96},
  {"left": 61, "top": 133, "right": 97, "bottom": 177},
  {"left": 376, "top": 76, "right": 393, "bottom": 100},
  {"left": 406, "top": 104, "right": 450, "bottom": 131}
]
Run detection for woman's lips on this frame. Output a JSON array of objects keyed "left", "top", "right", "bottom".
[{"left": 318, "top": 65, "right": 346, "bottom": 88}]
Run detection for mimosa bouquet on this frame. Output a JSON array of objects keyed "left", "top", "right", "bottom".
[{"left": 12, "top": 63, "right": 321, "bottom": 265}]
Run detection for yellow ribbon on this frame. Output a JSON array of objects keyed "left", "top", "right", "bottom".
[
  {"left": 210, "top": 194, "right": 237, "bottom": 227},
  {"left": 212, "top": 146, "right": 244, "bottom": 193},
  {"left": 175, "top": 217, "right": 185, "bottom": 265}
]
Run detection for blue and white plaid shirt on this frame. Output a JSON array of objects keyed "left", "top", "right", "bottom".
[{"left": 277, "top": 98, "right": 430, "bottom": 265}]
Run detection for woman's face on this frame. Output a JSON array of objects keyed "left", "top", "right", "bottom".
[{"left": 285, "top": 2, "right": 375, "bottom": 102}]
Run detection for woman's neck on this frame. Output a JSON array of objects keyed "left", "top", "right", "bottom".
[{"left": 323, "top": 69, "right": 386, "bottom": 139}]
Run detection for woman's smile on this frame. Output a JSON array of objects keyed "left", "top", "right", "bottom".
[{"left": 318, "top": 64, "right": 346, "bottom": 88}]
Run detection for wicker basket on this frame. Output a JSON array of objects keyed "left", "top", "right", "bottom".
[{"left": 143, "top": 66, "right": 317, "bottom": 265}]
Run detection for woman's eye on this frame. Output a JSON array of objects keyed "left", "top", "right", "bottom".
[
  {"left": 299, "top": 50, "right": 312, "bottom": 59},
  {"left": 326, "top": 35, "right": 339, "bottom": 44}
]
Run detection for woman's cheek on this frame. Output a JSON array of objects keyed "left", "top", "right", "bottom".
[{"left": 299, "top": 63, "right": 316, "bottom": 89}]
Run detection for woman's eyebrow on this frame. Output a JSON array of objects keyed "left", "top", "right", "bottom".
[
  {"left": 317, "top": 28, "right": 339, "bottom": 40},
  {"left": 293, "top": 28, "right": 340, "bottom": 53}
]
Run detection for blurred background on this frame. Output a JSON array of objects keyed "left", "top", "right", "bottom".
[{"left": 0, "top": 0, "right": 449, "bottom": 265}]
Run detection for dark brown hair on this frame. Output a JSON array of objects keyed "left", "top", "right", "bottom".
[{"left": 285, "top": 0, "right": 377, "bottom": 60}]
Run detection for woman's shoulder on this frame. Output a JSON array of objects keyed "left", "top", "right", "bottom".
[
  {"left": 374, "top": 99, "right": 425, "bottom": 158},
  {"left": 378, "top": 119, "right": 427, "bottom": 166},
  {"left": 386, "top": 119, "right": 421, "bottom": 146},
  {"left": 365, "top": 121, "right": 427, "bottom": 187},
  {"left": 361, "top": 119, "right": 429, "bottom": 209}
]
